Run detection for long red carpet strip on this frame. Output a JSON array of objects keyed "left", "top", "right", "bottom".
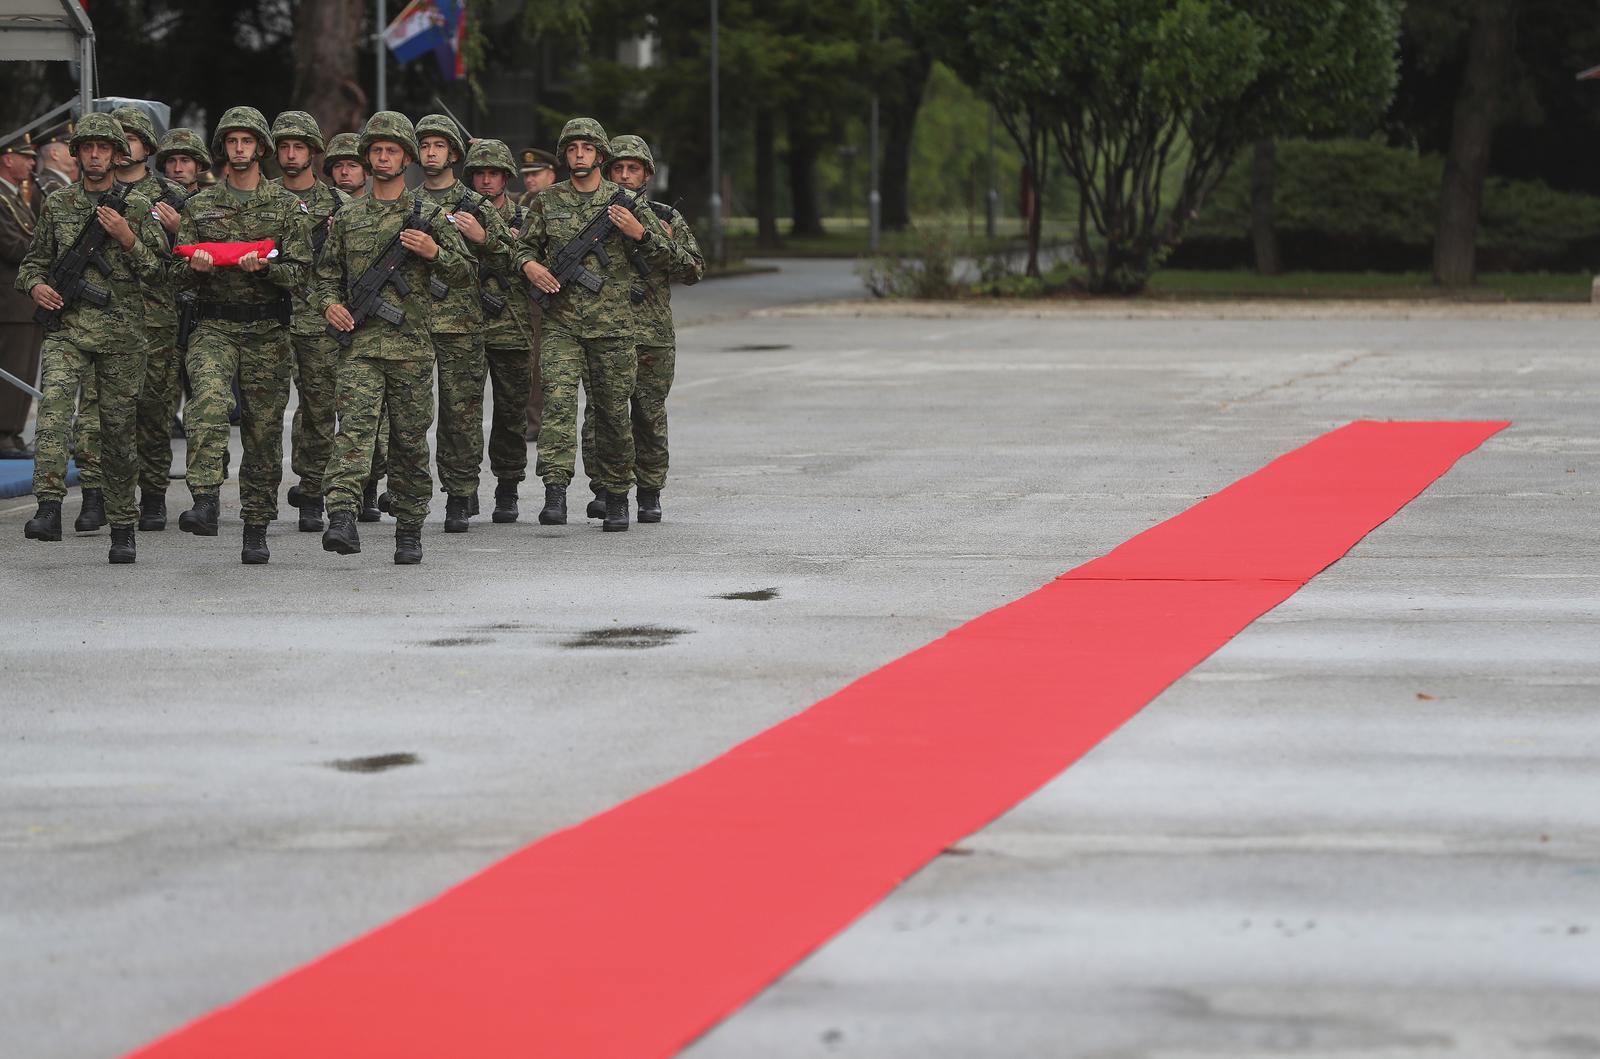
[{"left": 125, "top": 419, "right": 1508, "bottom": 1059}]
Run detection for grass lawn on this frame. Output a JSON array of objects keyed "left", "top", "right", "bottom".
[{"left": 1143, "top": 269, "right": 1592, "bottom": 302}]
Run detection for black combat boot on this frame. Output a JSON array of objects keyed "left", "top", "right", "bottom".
[
  {"left": 602, "top": 491, "right": 630, "bottom": 532},
  {"left": 585, "top": 482, "right": 606, "bottom": 519},
  {"left": 138, "top": 491, "right": 167, "bottom": 531},
  {"left": 108, "top": 525, "right": 136, "bottom": 564},
  {"left": 322, "top": 510, "right": 361, "bottom": 555},
  {"left": 377, "top": 489, "right": 392, "bottom": 514},
  {"left": 636, "top": 488, "right": 662, "bottom": 524},
  {"left": 444, "top": 494, "right": 471, "bottom": 533},
  {"left": 75, "top": 487, "right": 105, "bottom": 532},
  {"left": 178, "top": 493, "right": 220, "bottom": 536},
  {"left": 287, "top": 483, "right": 303, "bottom": 507},
  {"left": 357, "top": 482, "right": 382, "bottom": 522},
  {"left": 298, "top": 495, "right": 325, "bottom": 533},
  {"left": 468, "top": 494, "right": 479, "bottom": 517},
  {"left": 24, "top": 500, "right": 63, "bottom": 541},
  {"left": 394, "top": 523, "right": 423, "bottom": 565},
  {"left": 492, "top": 479, "right": 519, "bottom": 523},
  {"left": 241, "top": 523, "right": 269, "bottom": 564},
  {"left": 538, "top": 483, "right": 567, "bottom": 525}
]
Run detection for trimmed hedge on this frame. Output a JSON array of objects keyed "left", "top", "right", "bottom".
[{"left": 1171, "top": 138, "right": 1600, "bottom": 272}]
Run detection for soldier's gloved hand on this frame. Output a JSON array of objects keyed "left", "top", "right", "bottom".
[
  {"left": 30, "top": 283, "right": 64, "bottom": 311},
  {"left": 154, "top": 201, "right": 182, "bottom": 234},
  {"left": 522, "top": 260, "right": 560, "bottom": 294},
  {"left": 189, "top": 249, "right": 215, "bottom": 273},
  {"left": 450, "top": 211, "right": 486, "bottom": 245},
  {"left": 238, "top": 251, "right": 267, "bottom": 273},
  {"left": 398, "top": 228, "right": 440, "bottom": 260},
  {"left": 662, "top": 221, "right": 673, "bottom": 238},
  {"left": 96, "top": 206, "right": 136, "bottom": 250},
  {"left": 609, "top": 204, "right": 645, "bottom": 241},
  {"left": 325, "top": 303, "right": 355, "bottom": 332}
]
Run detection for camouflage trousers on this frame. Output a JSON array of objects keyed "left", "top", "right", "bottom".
[
  {"left": 135, "top": 330, "right": 182, "bottom": 493},
  {"left": 485, "top": 344, "right": 532, "bottom": 482},
  {"left": 582, "top": 341, "right": 675, "bottom": 493},
  {"left": 185, "top": 322, "right": 291, "bottom": 525},
  {"left": 71, "top": 373, "right": 102, "bottom": 489},
  {"left": 432, "top": 332, "right": 485, "bottom": 498},
  {"left": 537, "top": 325, "right": 636, "bottom": 494},
  {"left": 34, "top": 337, "right": 144, "bottom": 526},
  {"left": 325, "top": 356, "right": 433, "bottom": 526},
  {"left": 367, "top": 398, "right": 388, "bottom": 487},
  {"left": 288, "top": 332, "right": 339, "bottom": 497}
]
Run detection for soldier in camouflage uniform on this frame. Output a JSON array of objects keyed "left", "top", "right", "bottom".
[
  {"left": 271, "top": 110, "right": 348, "bottom": 534},
  {"left": 323, "top": 131, "right": 385, "bottom": 524},
  {"left": 72, "top": 106, "right": 187, "bottom": 534},
  {"left": 171, "top": 106, "right": 313, "bottom": 565},
  {"left": 464, "top": 138, "right": 536, "bottom": 522},
  {"left": 17, "top": 113, "right": 168, "bottom": 563},
  {"left": 415, "top": 113, "right": 511, "bottom": 533},
  {"left": 514, "top": 117, "right": 690, "bottom": 532},
  {"left": 580, "top": 134, "right": 703, "bottom": 524},
  {"left": 313, "top": 111, "right": 474, "bottom": 565},
  {"left": 156, "top": 128, "right": 210, "bottom": 193}
]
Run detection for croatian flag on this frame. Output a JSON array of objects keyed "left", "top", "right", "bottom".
[{"left": 383, "top": 0, "right": 464, "bottom": 80}]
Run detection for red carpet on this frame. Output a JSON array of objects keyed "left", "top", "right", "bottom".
[{"left": 126, "top": 420, "right": 1507, "bottom": 1059}]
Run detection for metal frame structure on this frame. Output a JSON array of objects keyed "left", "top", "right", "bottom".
[{"left": 0, "top": 0, "right": 96, "bottom": 147}]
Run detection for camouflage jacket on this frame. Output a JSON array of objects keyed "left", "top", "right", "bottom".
[
  {"left": 274, "top": 177, "right": 349, "bottom": 336},
  {"left": 311, "top": 193, "right": 474, "bottom": 362},
  {"left": 122, "top": 169, "right": 187, "bottom": 340},
  {"left": 418, "top": 181, "right": 514, "bottom": 336},
  {"left": 480, "top": 195, "right": 534, "bottom": 350},
  {"left": 633, "top": 194, "right": 704, "bottom": 347},
  {"left": 172, "top": 178, "right": 313, "bottom": 334},
  {"left": 16, "top": 183, "right": 168, "bottom": 353},
  {"left": 513, "top": 177, "right": 690, "bottom": 339}
]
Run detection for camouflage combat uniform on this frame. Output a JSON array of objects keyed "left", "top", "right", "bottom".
[
  {"left": 312, "top": 113, "right": 474, "bottom": 532},
  {"left": 415, "top": 114, "right": 511, "bottom": 511},
  {"left": 463, "top": 139, "right": 536, "bottom": 491},
  {"left": 580, "top": 135, "right": 704, "bottom": 507},
  {"left": 512, "top": 119, "right": 688, "bottom": 505},
  {"left": 270, "top": 111, "right": 348, "bottom": 508},
  {"left": 171, "top": 107, "right": 313, "bottom": 529},
  {"left": 17, "top": 115, "right": 167, "bottom": 534}
]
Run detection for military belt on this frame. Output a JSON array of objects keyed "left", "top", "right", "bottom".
[{"left": 198, "top": 298, "right": 291, "bottom": 325}]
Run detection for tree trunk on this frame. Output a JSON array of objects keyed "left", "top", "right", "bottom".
[
  {"left": 1433, "top": 0, "right": 1515, "bottom": 287},
  {"left": 755, "top": 108, "right": 780, "bottom": 249},
  {"left": 1022, "top": 162, "right": 1042, "bottom": 278},
  {"left": 879, "top": 49, "right": 933, "bottom": 232},
  {"left": 294, "top": 0, "right": 368, "bottom": 139},
  {"left": 1250, "top": 138, "right": 1282, "bottom": 275},
  {"left": 787, "top": 120, "right": 826, "bottom": 237}
]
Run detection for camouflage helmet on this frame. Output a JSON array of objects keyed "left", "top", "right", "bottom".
[
  {"left": 322, "top": 132, "right": 365, "bottom": 176},
  {"left": 359, "top": 110, "right": 419, "bottom": 162},
  {"left": 608, "top": 134, "right": 654, "bottom": 173},
  {"left": 155, "top": 127, "right": 212, "bottom": 170},
  {"left": 210, "top": 106, "right": 273, "bottom": 161},
  {"left": 415, "top": 113, "right": 467, "bottom": 161},
  {"left": 463, "top": 138, "right": 516, "bottom": 178},
  {"left": 556, "top": 117, "right": 610, "bottom": 163},
  {"left": 110, "top": 106, "right": 159, "bottom": 154},
  {"left": 69, "top": 112, "right": 131, "bottom": 159},
  {"left": 270, "top": 110, "right": 325, "bottom": 154}
]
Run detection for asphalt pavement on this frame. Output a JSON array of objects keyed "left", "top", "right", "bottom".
[{"left": 2, "top": 269, "right": 1596, "bottom": 1058}]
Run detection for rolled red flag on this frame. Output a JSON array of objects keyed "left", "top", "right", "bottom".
[{"left": 173, "top": 239, "right": 278, "bottom": 266}]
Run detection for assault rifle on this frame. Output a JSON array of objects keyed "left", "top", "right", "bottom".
[
  {"left": 32, "top": 181, "right": 134, "bottom": 332},
  {"left": 529, "top": 189, "right": 650, "bottom": 310},
  {"left": 311, "top": 195, "right": 342, "bottom": 259},
  {"left": 478, "top": 203, "right": 528, "bottom": 319},
  {"left": 326, "top": 197, "right": 448, "bottom": 348}
]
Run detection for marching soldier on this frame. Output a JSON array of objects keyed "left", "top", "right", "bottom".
[
  {"left": 463, "top": 138, "right": 535, "bottom": 522},
  {"left": 271, "top": 110, "right": 347, "bottom": 534},
  {"left": 171, "top": 106, "right": 313, "bottom": 564},
  {"left": 313, "top": 111, "right": 474, "bottom": 564},
  {"left": 16, "top": 113, "right": 168, "bottom": 562},
  {"left": 155, "top": 128, "right": 210, "bottom": 193},
  {"left": 580, "top": 134, "right": 703, "bottom": 524},
  {"left": 0, "top": 133, "right": 40, "bottom": 460},
  {"left": 415, "top": 113, "right": 511, "bottom": 533},
  {"left": 517, "top": 147, "right": 555, "bottom": 444},
  {"left": 513, "top": 117, "right": 690, "bottom": 531}
]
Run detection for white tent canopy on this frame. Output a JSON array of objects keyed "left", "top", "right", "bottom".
[{"left": 0, "top": 0, "right": 95, "bottom": 120}]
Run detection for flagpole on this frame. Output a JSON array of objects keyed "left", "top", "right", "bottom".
[{"left": 376, "top": 0, "right": 388, "bottom": 113}]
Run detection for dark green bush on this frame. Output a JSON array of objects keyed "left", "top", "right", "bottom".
[{"left": 1172, "top": 138, "right": 1600, "bottom": 272}]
